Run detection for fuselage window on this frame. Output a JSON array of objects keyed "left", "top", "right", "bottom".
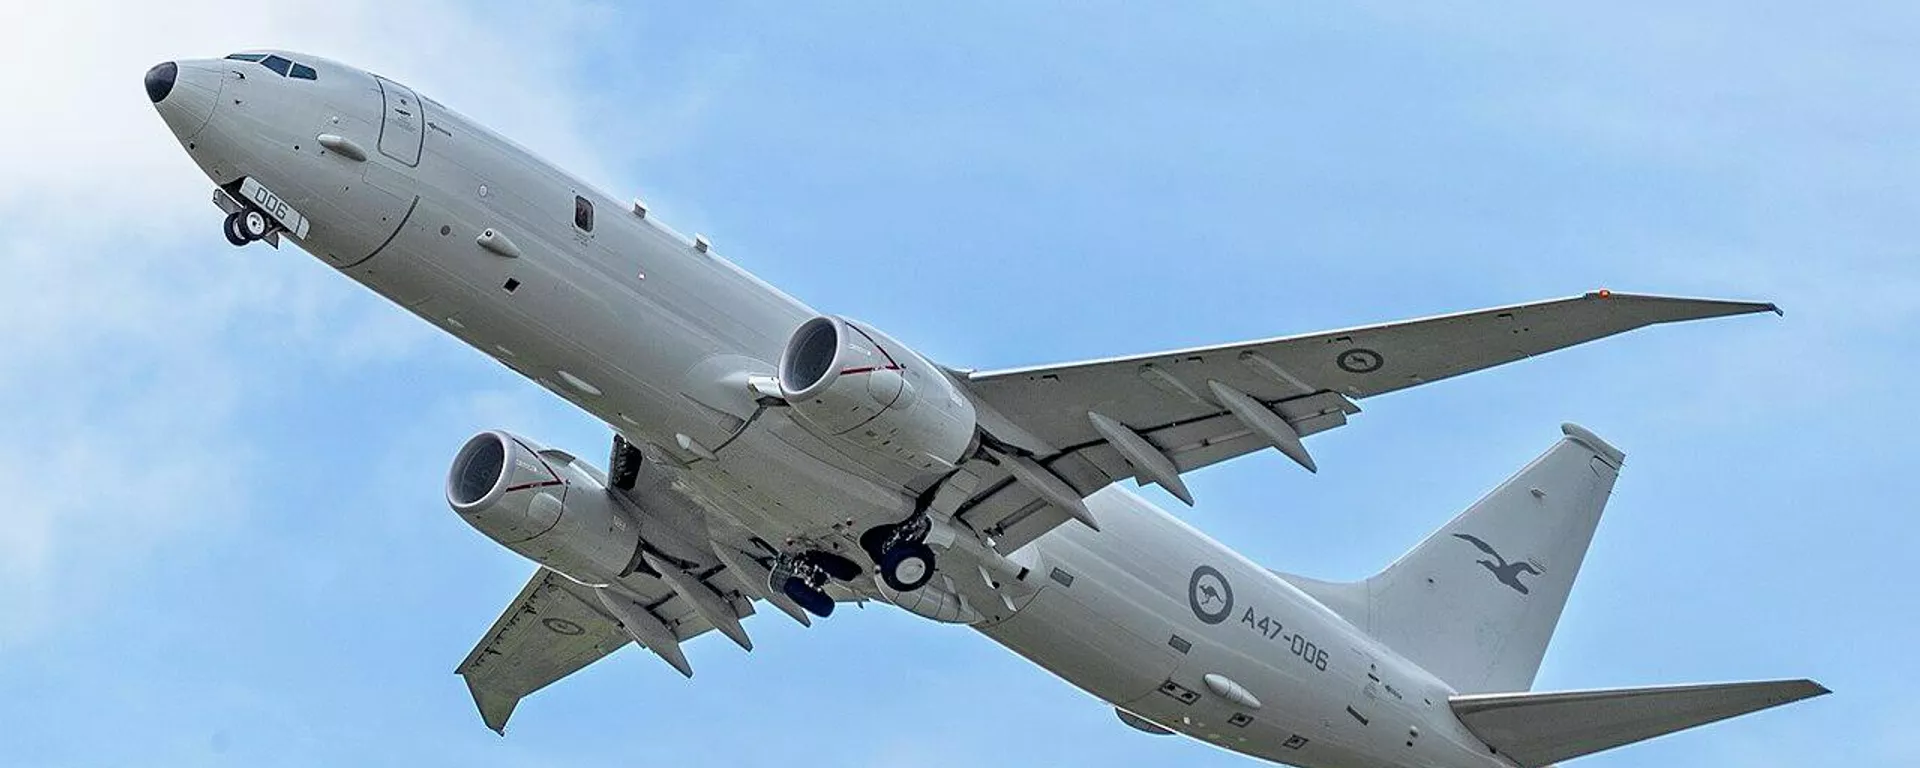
[
  {"left": 261, "top": 55, "right": 293, "bottom": 77},
  {"left": 290, "top": 63, "right": 318, "bottom": 80},
  {"left": 574, "top": 196, "right": 594, "bottom": 232},
  {"left": 225, "top": 53, "right": 267, "bottom": 62}
]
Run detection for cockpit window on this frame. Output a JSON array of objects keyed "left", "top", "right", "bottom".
[{"left": 225, "top": 52, "right": 319, "bottom": 80}]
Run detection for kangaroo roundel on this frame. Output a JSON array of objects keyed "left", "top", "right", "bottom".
[{"left": 1188, "top": 565, "right": 1234, "bottom": 624}]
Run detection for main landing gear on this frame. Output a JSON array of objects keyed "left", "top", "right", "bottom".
[
  {"left": 862, "top": 515, "right": 937, "bottom": 593},
  {"left": 771, "top": 550, "right": 862, "bottom": 619},
  {"left": 222, "top": 208, "right": 272, "bottom": 246}
]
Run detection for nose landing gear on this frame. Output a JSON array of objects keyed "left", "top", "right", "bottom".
[{"left": 213, "top": 179, "right": 306, "bottom": 248}]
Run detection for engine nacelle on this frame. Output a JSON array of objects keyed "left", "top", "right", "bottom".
[
  {"left": 446, "top": 431, "right": 640, "bottom": 585},
  {"left": 777, "top": 316, "right": 978, "bottom": 477}
]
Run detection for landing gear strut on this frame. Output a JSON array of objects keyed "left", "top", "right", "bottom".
[{"left": 862, "top": 514, "right": 937, "bottom": 592}]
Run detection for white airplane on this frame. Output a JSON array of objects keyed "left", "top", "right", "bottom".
[{"left": 147, "top": 52, "right": 1825, "bottom": 767}]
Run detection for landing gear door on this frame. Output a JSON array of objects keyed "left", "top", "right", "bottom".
[{"left": 375, "top": 76, "right": 425, "bottom": 167}]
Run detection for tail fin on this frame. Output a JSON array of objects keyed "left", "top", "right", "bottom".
[
  {"left": 1449, "top": 679, "right": 1830, "bottom": 767},
  {"left": 1284, "top": 424, "right": 1624, "bottom": 693}
]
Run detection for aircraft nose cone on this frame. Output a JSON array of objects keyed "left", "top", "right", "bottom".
[
  {"left": 144, "top": 61, "right": 178, "bottom": 103},
  {"left": 149, "top": 60, "right": 220, "bottom": 141}
]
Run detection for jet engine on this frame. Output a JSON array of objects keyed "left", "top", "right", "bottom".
[
  {"left": 446, "top": 431, "right": 641, "bottom": 585},
  {"left": 777, "top": 316, "right": 978, "bottom": 478}
]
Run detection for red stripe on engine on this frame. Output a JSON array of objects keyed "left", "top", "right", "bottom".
[
  {"left": 839, "top": 364, "right": 904, "bottom": 376},
  {"left": 841, "top": 323, "right": 905, "bottom": 376}
]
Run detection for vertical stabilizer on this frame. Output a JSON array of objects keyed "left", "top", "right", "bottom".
[{"left": 1348, "top": 424, "right": 1622, "bottom": 693}]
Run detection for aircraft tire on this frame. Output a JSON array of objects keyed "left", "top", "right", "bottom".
[
  {"left": 781, "top": 576, "right": 835, "bottom": 618},
  {"left": 879, "top": 541, "right": 936, "bottom": 592},
  {"left": 222, "top": 212, "right": 250, "bottom": 246}
]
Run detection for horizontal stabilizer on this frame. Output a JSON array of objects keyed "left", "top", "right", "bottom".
[{"left": 1450, "top": 679, "right": 1829, "bottom": 767}]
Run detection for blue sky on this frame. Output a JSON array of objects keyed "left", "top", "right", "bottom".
[{"left": 2, "top": 3, "right": 1913, "bottom": 765}]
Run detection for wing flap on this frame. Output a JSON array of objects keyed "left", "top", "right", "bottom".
[
  {"left": 957, "top": 390, "right": 1354, "bottom": 553},
  {"left": 1449, "top": 679, "right": 1828, "bottom": 767}
]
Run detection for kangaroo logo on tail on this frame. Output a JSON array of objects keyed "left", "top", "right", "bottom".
[{"left": 1452, "top": 533, "right": 1542, "bottom": 595}]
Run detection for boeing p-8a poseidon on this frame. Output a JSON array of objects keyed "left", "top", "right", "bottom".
[{"left": 146, "top": 52, "right": 1824, "bottom": 767}]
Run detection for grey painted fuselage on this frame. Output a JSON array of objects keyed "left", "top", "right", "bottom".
[{"left": 153, "top": 51, "right": 1530, "bottom": 768}]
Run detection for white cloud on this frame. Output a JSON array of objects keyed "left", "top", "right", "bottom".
[{"left": 0, "top": 0, "right": 647, "bottom": 640}]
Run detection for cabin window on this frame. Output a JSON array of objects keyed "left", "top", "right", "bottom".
[
  {"left": 290, "top": 63, "right": 318, "bottom": 80},
  {"left": 261, "top": 55, "right": 293, "bottom": 77},
  {"left": 574, "top": 195, "right": 594, "bottom": 232}
]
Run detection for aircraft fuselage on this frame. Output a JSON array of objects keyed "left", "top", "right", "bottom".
[{"left": 151, "top": 51, "right": 1527, "bottom": 768}]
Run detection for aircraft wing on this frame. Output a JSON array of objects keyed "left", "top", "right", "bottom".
[
  {"left": 950, "top": 292, "right": 1777, "bottom": 552},
  {"left": 456, "top": 561, "right": 777, "bottom": 734},
  {"left": 455, "top": 569, "right": 632, "bottom": 734}
]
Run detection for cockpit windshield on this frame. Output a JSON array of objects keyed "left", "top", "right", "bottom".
[{"left": 224, "top": 53, "right": 318, "bottom": 80}]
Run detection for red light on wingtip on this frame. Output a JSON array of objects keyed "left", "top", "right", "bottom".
[{"left": 1597, "top": 289, "right": 1612, "bottom": 299}]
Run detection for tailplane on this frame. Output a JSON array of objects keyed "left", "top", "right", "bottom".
[
  {"left": 1449, "top": 679, "right": 1829, "bottom": 767},
  {"left": 1283, "top": 423, "right": 1624, "bottom": 693}
]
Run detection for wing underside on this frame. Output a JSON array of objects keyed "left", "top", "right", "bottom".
[
  {"left": 943, "top": 292, "right": 1777, "bottom": 552},
  {"left": 455, "top": 569, "right": 630, "bottom": 734},
  {"left": 456, "top": 559, "right": 781, "bottom": 733}
]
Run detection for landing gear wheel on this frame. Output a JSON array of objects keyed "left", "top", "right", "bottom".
[
  {"left": 239, "top": 209, "right": 271, "bottom": 240},
  {"left": 781, "top": 576, "right": 835, "bottom": 618},
  {"left": 222, "top": 212, "right": 250, "bottom": 246},
  {"left": 879, "top": 541, "right": 936, "bottom": 592}
]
